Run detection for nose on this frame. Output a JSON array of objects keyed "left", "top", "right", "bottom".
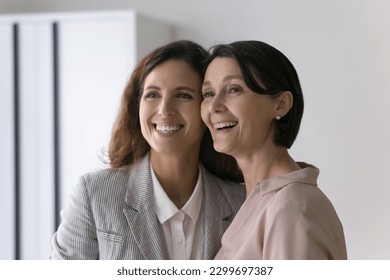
[
  {"left": 208, "top": 93, "right": 226, "bottom": 113},
  {"left": 158, "top": 97, "right": 176, "bottom": 116}
]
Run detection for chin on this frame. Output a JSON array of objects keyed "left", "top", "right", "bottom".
[{"left": 214, "top": 144, "right": 232, "bottom": 156}]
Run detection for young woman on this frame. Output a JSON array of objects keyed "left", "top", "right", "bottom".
[
  {"left": 50, "top": 40, "right": 244, "bottom": 260},
  {"left": 201, "top": 40, "right": 347, "bottom": 259}
]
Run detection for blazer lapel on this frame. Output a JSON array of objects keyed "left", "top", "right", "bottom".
[
  {"left": 123, "top": 156, "right": 169, "bottom": 260},
  {"left": 201, "top": 165, "right": 236, "bottom": 259}
]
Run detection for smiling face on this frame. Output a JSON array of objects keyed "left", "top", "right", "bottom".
[
  {"left": 139, "top": 59, "right": 205, "bottom": 157},
  {"left": 201, "top": 57, "right": 278, "bottom": 158}
]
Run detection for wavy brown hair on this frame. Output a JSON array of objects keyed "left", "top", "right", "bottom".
[{"left": 108, "top": 40, "right": 243, "bottom": 183}]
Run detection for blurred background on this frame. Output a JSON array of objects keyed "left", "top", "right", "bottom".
[{"left": 0, "top": 0, "right": 389, "bottom": 260}]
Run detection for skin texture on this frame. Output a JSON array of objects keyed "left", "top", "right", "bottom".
[{"left": 139, "top": 59, "right": 206, "bottom": 207}]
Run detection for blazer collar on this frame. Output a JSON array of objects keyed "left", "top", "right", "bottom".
[
  {"left": 201, "top": 164, "right": 236, "bottom": 259},
  {"left": 123, "top": 155, "right": 169, "bottom": 259},
  {"left": 123, "top": 155, "right": 236, "bottom": 260}
]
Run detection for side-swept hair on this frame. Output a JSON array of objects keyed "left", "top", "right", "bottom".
[
  {"left": 207, "top": 40, "right": 304, "bottom": 148},
  {"left": 108, "top": 40, "right": 243, "bottom": 182}
]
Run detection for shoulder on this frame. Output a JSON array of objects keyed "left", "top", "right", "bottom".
[
  {"left": 78, "top": 156, "right": 150, "bottom": 194},
  {"left": 266, "top": 181, "right": 346, "bottom": 259},
  {"left": 74, "top": 156, "right": 153, "bottom": 208},
  {"left": 71, "top": 166, "right": 131, "bottom": 204},
  {"left": 267, "top": 164, "right": 331, "bottom": 209},
  {"left": 277, "top": 181, "right": 334, "bottom": 214},
  {"left": 270, "top": 179, "right": 343, "bottom": 232},
  {"left": 80, "top": 166, "right": 130, "bottom": 188}
]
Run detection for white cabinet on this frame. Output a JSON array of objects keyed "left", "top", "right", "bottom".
[
  {"left": 0, "top": 10, "right": 171, "bottom": 259},
  {"left": 0, "top": 23, "right": 16, "bottom": 260}
]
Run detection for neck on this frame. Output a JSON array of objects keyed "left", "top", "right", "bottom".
[
  {"left": 235, "top": 145, "right": 299, "bottom": 196},
  {"left": 150, "top": 151, "right": 200, "bottom": 208}
]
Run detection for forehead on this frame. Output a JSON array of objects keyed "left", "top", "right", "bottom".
[
  {"left": 143, "top": 59, "right": 202, "bottom": 93},
  {"left": 203, "top": 57, "right": 245, "bottom": 89},
  {"left": 210, "top": 56, "right": 241, "bottom": 70},
  {"left": 146, "top": 59, "right": 199, "bottom": 80},
  {"left": 204, "top": 57, "right": 242, "bottom": 84}
]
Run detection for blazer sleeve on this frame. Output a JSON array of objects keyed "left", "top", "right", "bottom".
[{"left": 50, "top": 175, "right": 99, "bottom": 259}]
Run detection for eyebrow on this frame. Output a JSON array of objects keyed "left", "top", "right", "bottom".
[
  {"left": 144, "top": 85, "right": 196, "bottom": 92},
  {"left": 144, "top": 85, "right": 160, "bottom": 90},
  {"left": 203, "top": 75, "right": 244, "bottom": 87}
]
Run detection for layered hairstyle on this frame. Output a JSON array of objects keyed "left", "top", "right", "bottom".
[
  {"left": 108, "top": 40, "right": 243, "bottom": 182},
  {"left": 206, "top": 40, "right": 304, "bottom": 149}
]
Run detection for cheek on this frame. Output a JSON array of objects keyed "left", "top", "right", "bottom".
[
  {"left": 200, "top": 102, "right": 209, "bottom": 124},
  {"left": 186, "top": 106, "right": 206, "bottom": 136},
  {"left": 139, "top": 117, "right": 148, "bottom": 138},
  {"left": 138, "top": 108, "right": 145, "bottom": 126},
  {"left": 138, "top": 104, "right": 149, "bottom": 133},
  {"left": 189, "top": 108, "right": 205, "bottom": 129}
]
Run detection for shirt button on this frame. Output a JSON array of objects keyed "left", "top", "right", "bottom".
[{"left": 176, "top": 237, "right": 182, "bottom": 244}]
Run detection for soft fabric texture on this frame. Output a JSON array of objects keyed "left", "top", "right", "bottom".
[
  {"left": 215, "top": 162, "right": 347, "bottom": 260},
  {"left": 50, "top": 155, "right": 245, "bottom": 260}
]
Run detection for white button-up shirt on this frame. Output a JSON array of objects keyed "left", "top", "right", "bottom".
[{"left": 151, "top": 166, "right": 204, "bottom": 259}]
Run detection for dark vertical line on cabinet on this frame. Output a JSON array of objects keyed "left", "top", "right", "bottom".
[
  {"left": 52, "top": 22, "right": 61, "bottom": 230},
  {"left": 12, "top": 23, "right": 21, "bottom": 260}
]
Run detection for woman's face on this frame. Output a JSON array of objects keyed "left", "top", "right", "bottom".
[
  {"left": 201, "top": 57, "right": 277, "bottom": 158},
  {"left": 139, "top": 59, "right": 205, "bottom": 157}
]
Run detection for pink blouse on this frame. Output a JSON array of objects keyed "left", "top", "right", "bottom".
[{"left": 215, "top": 163, "right": 347, "bottom": 260}]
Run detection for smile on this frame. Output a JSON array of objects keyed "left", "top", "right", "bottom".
[
  {"left": 155, "top": 124, "right": 184, "bottom": 133},
  {"left": 213, "top": 121, "right": 238, "bottom": 130}
]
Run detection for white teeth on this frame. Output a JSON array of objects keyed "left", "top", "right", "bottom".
[
  {"left": 156, "top": 125, "right": 182, "bottom": 133},
  {"left": 214, "top": 121, "right": 238, "bottom": 130}
]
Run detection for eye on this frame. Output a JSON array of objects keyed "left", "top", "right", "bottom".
[
  {"left": 227, "top": 85, "right": 242, "bottom": 94},
  {"left": 143, "top": 91, "right": 160, "bottom": 99},
  {"left": 202, "top": 90, "right": 215, "bottom": 98},
  {"left": 177, "top": 92, "right": 193, "bottom": 100}
]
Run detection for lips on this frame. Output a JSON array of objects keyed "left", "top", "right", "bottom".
[
  {"left": 155, "top": 124, "right": 184, "bottom": 133},
  {"left": 213, "top": 121, "right": 238, "bottom": 130}
]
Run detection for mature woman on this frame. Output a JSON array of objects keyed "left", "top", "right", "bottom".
[
  {"left": 201, "top": 40, "right": 347, "bottom": 259},
  {"left": 50, "top": 40, "right": 245, "bottom": 260}
]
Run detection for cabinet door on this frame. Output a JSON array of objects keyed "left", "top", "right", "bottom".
[
  {"left": 18, "top": 21, "right": 56, "bottom": 260},
  {"left": 0, "top": 23, "right": 15, "bottom": 260},
  {"left": 0, "top": 11, "right": 171, "bottom": 259},
  {"left": 0, "top": 19, "right": 56, "bottom": 260},
  {"left": 58, "top": 14, "right": 136, "bottom": 210}
]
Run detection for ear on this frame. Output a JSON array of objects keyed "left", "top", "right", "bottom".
[{"left": 274, "top": 91, "right": 293, "bottom": 118}]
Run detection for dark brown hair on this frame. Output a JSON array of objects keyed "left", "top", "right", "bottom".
[{"left": 108, "top": 40, "right": 243, "bottom": 182}]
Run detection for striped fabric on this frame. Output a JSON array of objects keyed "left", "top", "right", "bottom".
[{"left": 50, "top": 155, "right": 245, "bottom": 260}]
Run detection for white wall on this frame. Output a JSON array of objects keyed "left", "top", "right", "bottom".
[{"left": 1, "top": 0, "right": 389, "bottom": 259}]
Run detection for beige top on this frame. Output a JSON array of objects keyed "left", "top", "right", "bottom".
[{"left": 215, "top": 163, "right": 347, "bottom": 260}]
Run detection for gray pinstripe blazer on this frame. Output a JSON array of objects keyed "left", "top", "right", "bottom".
[{"left": 50, "top": 155, "right": 245, "bottom": 259}]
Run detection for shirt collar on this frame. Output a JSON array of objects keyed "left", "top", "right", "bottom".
[
  {"left": 151, "top": 165, "right": 203, "bottom": 224},
  {"left": 254, "top": 162, "right": 320, "bottom": 196}
]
